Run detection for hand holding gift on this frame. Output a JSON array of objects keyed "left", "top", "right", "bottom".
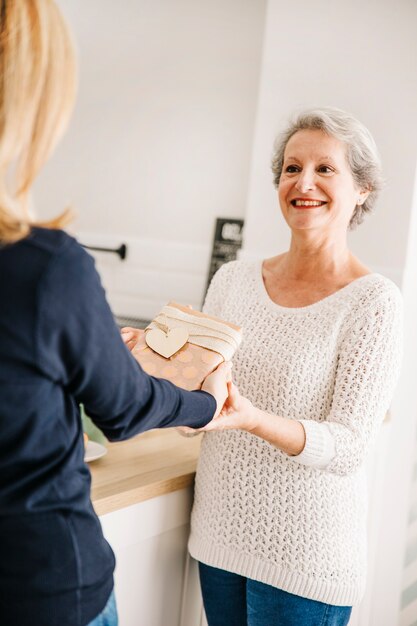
[
  {"left": 201, "top": 380, "right": 258, "bottom": 432},
  {"left": 201, "top": 361, "right": 233, "bottom": 418},
  {"left": 121, "top": 327, "right": 144, "bottom": 352},
  {"left": 175, "top": 360, "right": 233, "bottom": 436},
  {"left": 128, "top": 302, "right": 242, "bottom": 392},
  {"left": 121, "top": 324, "right": 234, "bottom": 433},
  {"left": 121, "top": 302, "right": 242, "bottom": 435}
]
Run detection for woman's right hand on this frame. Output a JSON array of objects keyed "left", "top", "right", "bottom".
[
  {"left": 120, "top": 327, "right": 144, "bottom": 352},
  {"left": 201, "top": 381, "right": 258, "bottom": 432},
  {"left": 176, "top": 361, "right": 232, "bottom": 437},
  {"left": 201, "top": 361, "right": 232, "bottom": 418}
]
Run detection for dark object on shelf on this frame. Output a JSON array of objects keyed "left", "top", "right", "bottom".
[
  {"left": 82, "top": 243, "right": 127, "bottom": 260},
  {"left": 114, "top": 315, "right": 150, "bottom": 330},
  {"left": 204, "top": 217, "right": 244, "bottom": 301}
]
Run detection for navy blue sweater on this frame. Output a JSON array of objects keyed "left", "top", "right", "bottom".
[{"left": 0, "top": 228, "right": 216, "bottom": 626}]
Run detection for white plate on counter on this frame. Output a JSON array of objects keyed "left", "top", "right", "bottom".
[{"left": 84, "top": 441, "right": 107, "bottom": 463}]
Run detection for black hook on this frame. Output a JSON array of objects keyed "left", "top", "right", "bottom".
[{"left": 81, "top": 243, "right": 127, "bottom": 260}]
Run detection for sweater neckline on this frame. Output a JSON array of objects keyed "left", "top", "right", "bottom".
[{"left": 255, "top": 260, "right": 379, "bottom": 313}]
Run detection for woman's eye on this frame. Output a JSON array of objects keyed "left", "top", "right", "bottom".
[
  {"left": 284, "top": 165, "right": 300, "bottom": 173},
  {"left": 318, "top": 165, "right": 334, "bottom": 174}
]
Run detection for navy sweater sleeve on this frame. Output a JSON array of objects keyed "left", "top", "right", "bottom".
[{"left": 36, "top": 237, "right": 216, "bottom": 439}]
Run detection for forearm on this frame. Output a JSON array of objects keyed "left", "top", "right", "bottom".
[
  {"left": 89, "top": 373, "right": 216, "bottom": 441},
  {"left": 248, "top": 407, "right": 306, "bottom": 457}
]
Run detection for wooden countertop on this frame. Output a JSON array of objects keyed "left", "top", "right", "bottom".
[{"left": 90, "top": 429, "right": 201, "bottom": 516}]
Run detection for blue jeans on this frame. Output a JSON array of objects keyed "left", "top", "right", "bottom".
[
  {"left": 198, "top": 563, "right": 352, "bottom": 626},
  {"left": 86, "top": 591, "right": 118, "bottom": 626}
]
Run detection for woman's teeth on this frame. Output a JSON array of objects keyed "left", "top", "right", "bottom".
[{"left": 292, "top": 200, "right": 326, "bottom": 207}]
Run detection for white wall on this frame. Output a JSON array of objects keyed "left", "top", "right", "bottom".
[
  {"left": 101, "top": 488, "right": 195, "bottom": 626},
  {"left": 391, "top": 168, "right": 417, "bottom": 626},
  {"left": 33, "top": 0, "right": 266, "bottom": 316}
]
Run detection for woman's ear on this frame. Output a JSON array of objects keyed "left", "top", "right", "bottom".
[{"left": 357, "top": 187, "right": 371, "bottom": 205}]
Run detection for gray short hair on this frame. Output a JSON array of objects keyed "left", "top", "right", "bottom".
[{"left": 271, "top": 107, "right": 383, "bottom": 229}]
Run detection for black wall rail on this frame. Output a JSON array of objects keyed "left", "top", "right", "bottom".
[{"left": 81, "top": 243, "right": 127, "bottom": 260}]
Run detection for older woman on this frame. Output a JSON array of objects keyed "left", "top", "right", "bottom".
[
  {"left": 187, "top": 108, "right": 403, "bottom": 626},
  {"left": 0, "top": 2, "right": 230, "bottom": 626}
]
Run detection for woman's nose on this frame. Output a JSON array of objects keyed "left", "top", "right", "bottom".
[{"left": 295, "top": 170, "right": 316, "bottom": 193}]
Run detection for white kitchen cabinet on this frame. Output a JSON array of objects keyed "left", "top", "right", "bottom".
[
  {"left": 180, "top": 554, "right": 207, "bottom": 626},
  {"left": 100, "top": 487, "right": 195, "bottom": 626}
]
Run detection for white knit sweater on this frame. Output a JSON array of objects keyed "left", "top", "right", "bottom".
[{"left": 188, "top": 260, "right": 402, "bottom": 607}]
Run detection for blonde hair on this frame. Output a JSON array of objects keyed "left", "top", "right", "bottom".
[{"left": 0, "top": 0, "right": 77, "bottom": 243}]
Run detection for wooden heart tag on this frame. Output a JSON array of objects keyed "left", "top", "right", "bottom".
[{"left": 145, "top": 327, "right": 189, "bottom": 359}]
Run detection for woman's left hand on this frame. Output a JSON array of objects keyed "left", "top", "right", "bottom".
[
  {"left": 201, "top": 381, "right": 258, "bottom": 432},
  {"left": 121, "top": 327, "right": 144, "bottom": 352}
]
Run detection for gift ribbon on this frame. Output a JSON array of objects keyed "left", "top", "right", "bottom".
[{"left": 145, "top": 305, "right": 242, "bottom": 361}]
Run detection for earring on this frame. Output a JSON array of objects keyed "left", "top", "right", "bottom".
[{"left": 357, "top": 199, "right": 363, "bottom": 205}]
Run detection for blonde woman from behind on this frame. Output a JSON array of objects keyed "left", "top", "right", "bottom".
[{"left": 0, "top": 2, "right": 230, "bottom": 625}]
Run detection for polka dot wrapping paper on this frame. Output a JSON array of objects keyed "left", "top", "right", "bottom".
[{"left": 132, "top": 301, "right": 242, "bottom": 391}]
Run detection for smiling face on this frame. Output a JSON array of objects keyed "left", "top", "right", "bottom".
[{"left": 278, "top": 129, "right": 369, "bottom": 235}]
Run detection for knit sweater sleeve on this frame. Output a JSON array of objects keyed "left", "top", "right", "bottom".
[{"left": 292, "top": 286, "right": 403, "bottom": 475}]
